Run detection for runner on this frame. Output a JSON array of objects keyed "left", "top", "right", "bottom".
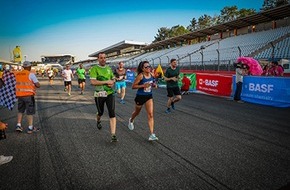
[
  {"left": 128, "top": 61, "right": 159, "bottom": 141},
  {"left": 76, "top": 63, "right": 86, "bottom": 95},
  {"left": 90, "top": 52, "right": 117, "bottom": 142},
  {"left": 164, "top": 58, "right": 182, "bottom": 113},
  {"left": 62, "top": 64, "right": 73, "bottom": 96},
  {"left": 114, "top": 61, "right": 127, "bottom": 104}
]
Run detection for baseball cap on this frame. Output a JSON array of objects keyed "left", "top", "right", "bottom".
[{"left": 22, "top": 61, "right": 32, "bottom": 67}]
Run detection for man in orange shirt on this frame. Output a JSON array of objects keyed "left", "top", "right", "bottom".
[{"left": 14, "top": 61, "right": 40, "bottom": 134}]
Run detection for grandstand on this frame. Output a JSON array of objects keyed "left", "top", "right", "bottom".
[
  {"left": 87, "top": 4, "right": 290, "bottom": 72},
  {"left": 41, "top": 54, "right": 75, "bottom": 66}
]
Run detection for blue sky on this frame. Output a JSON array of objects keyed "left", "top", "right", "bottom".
[{"left": 0, "top": 0, "right": 264, "bottom": 62}]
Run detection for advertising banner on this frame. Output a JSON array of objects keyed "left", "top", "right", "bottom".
[
  {"left": 233, "top": 76, "right": 290, "bottom": 107},
  {"left": 126, "top": 70, "right": 135, "bottom": 83},
  {"left": 196, "top": 73, "right": 232, "bottom": 96}
]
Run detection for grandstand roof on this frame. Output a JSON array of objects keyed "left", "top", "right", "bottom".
[
  {"left": 143, "top": 4, "right": 290, "bottom": 50},
  {"left": 41, "top": 54, "right": 75, "bottom": 58},
  {"left": 89, "top": 40, "right": 148, "bottom": 57}
]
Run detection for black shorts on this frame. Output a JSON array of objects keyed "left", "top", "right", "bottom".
[
  {"left": 167, "top": 86, "right": 181, "bottom": 97},
  {"left": 78, "top": 79, "right": 86, "bottom": 84},
  {"left": 94, "top": 94, "right": 115, "bottom": 118},
  {"left": 64, "top": 81, "right": 72, "bottom": 86},
  {"left": 18, "top": 96, "right": 36, "bottom": 115},
  {"left": 134, "top": 94, "right": 153, "bottom": 105}
]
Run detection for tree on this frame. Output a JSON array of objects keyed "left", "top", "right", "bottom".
[
  {"left": 153, "top": 25, "right": 189, "bottom": 42},
  {"left": 153, "top": 27, "right": 171, "bottom": 42},
  {"left": 171, "top": 25, "right": 189, "bottom": 37},
  {"left": 187, "top": 18, "right": 197, "bottom": 32},
  {"left": 220, "top": 6, "right": 239, "bottom": 22},
  {"left": 197, "top": 14, "right": 212, "bottom": 29},
  {"left": 261, "top": 0, "right": 289, "bottom": 11},
  {"left": 238, "top": 8, "right": 256, "bottom": 18},
  {"left": 211, "top": 15, "right": 222, "bottom": 26}
]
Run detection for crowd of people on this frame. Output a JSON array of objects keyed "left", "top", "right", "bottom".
[
  {"left": 1, "top": 55, "right": 287, "bottom": 165},
  {"left": 262, "top": 61, "right": 284, "bottom": 76}
]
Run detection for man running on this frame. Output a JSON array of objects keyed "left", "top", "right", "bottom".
[
  {"left": 76, "top": 63, "right": 86, "bottom": 94},
  {"left": 164, "top": 58, "right": 182, "bottom": 113},
  {"left": 114, "top": 61, "right": 127, "bottom": 104},
  {"left": 90, "top": 52, "right": 117, "bottom": 142}
]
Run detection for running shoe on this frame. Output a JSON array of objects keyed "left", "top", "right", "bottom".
[
  {"left": 148, "top": 134, "right": 158, "bottom": 141},
  {"left": 15, "top": 125, "right": 23, "bottom": 132},
  {"left": 165, "top": 108, "right": 171, "bottom": 114},
  {"left": 128, "top": 118, "right": 134, "bottom": 130},
  {"left": 120, "top": 99, "right": 125, "bottom": 104},
  {"left": 171, "top": 102, "right": 175, "bottom": 110},
  {"left": 27, "top": 127, "right": 40, "bottom": 134},
  {"left": 111, "top": 134, "right": 118, "bottom": 142},
  {"left": 97, "top": 121, "right": 102, "bottom": 130},
  {"left": 0, "top": 155, "right": 13, "bottom": 165}
]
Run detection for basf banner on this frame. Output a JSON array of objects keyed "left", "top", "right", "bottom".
[
  {"left": 196, "top": 73, "right": 232, "bottom": 96},
  {"left": 232, "top": 76, "right": 290, "bottom": 107}
]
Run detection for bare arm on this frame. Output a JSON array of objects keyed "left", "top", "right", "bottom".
[{"left": 90, "top": 79, "right": 115, "bottom": 88}]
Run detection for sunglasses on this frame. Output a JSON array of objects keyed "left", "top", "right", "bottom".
[{"left": 144, "top": 65, "right": 151, "bottom": 69}]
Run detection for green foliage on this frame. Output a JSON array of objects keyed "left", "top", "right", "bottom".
[
  {"left": 153, "top": 3, "right": 274, "bottom": 43},
  {"left": 153, "top": 26, "right": 189, "bottom": 43}
]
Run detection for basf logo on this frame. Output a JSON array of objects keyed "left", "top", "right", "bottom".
[
  {"left": 247, "top": 83, "right": 274, "bottom": 93},
  {"left": 199, "top": 79, "right": 219, "bottom": 87}
]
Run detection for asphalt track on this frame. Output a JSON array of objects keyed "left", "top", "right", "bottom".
[{"left": 0, "top": 77, "right": 290, "bottom": 190}]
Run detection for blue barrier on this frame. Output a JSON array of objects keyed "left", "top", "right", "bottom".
[{"left": 232, "top": 76, "right": 290, "bottom": 107}]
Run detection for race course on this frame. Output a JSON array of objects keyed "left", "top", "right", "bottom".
[{"left": 1, "top": 77, "right": 290, "bottom": 190}]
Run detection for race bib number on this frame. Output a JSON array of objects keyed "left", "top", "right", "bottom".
[{"left": 94, "top": 91, "right": 108, "bottom": 97}]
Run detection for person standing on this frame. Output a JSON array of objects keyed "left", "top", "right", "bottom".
[
  {"left": 76, "top": 63, "right": 86, "bottom": 95},
  {"left": 128, "top": 61, "right": 158, "bottom": 141},
  {"left": 90, "top": 52, "right": 117, "bottom": 142},
  {"left": 14, "top": 61, "right": 40, "bottom": 133},
  {"left": 62, "top": 64, "right": 73, "bottom": 96},
  {"left": 181, "top": 75, "right": 191, "bottom": 95},
  {"left": 114, "top": 61, "right": 127, "bottom": 104},
  {"left": 233, "top": 63, "right": 246, "bottom": 103},
  {"left": 269, "top": 61, "right": 284, "bottom": 76},
  {"left": 164, "top": 58, "right": 182, "bottom": 113}
]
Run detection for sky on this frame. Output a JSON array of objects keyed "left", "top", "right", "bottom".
[{"left": 0, "top": 0, "right": 264, "bottom": 62}]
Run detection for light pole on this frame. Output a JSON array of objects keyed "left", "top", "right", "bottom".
[{"left": 200, "top": 45, "right": 205, "bottom": 71}]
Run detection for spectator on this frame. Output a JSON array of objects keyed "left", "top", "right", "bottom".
[
  {"left": 234, "top": 63, "right": 246, "bottom": 103},
  {"left": 14, "top": 61, "right": 40, "bottom": 133},
  {"left": 262, "top": 64, "right": 270, "bottom": 76},
  {"left": 181, "top": 75, "right": 191, "bottom": 95},
  {"left": 269, "top": 61, "right": 284, "bottom": 76}
]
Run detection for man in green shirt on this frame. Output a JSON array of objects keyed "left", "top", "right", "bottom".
[
  {"left": 164, "top": 58, "right": 182, "bottom": 113},
  {"left": 76, "top": 63, "right": 86, "bottom": 95},
  {"left": 90, "top": 52, "right": 117, "bottom": 142}
]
